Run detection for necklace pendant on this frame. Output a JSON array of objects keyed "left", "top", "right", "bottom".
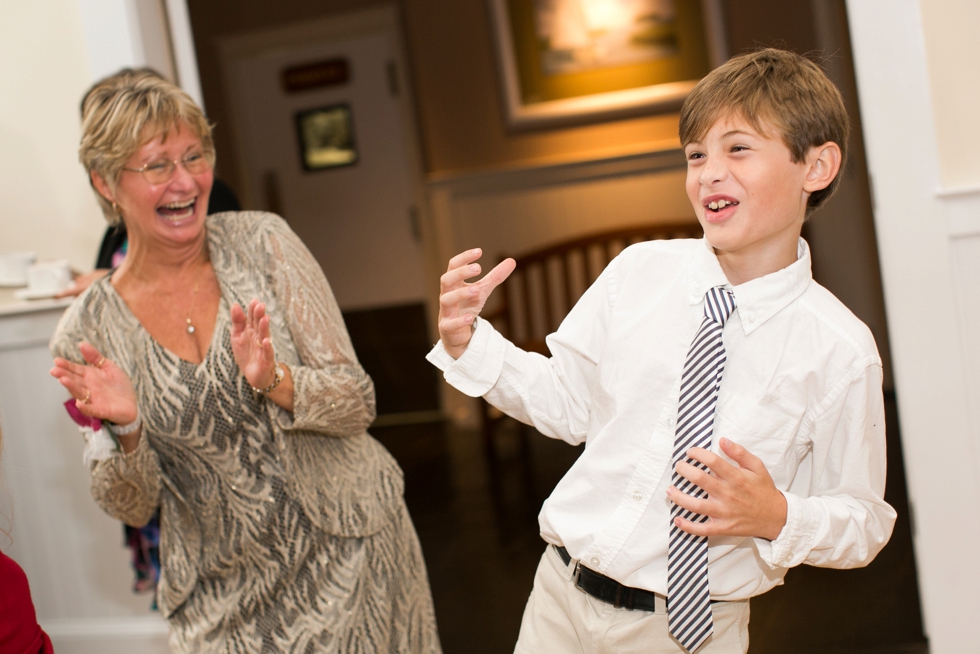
[{"left": 187, "top": 324, "right": 196, "bottom": 334}]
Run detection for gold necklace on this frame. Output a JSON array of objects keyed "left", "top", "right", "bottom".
[
  {"left": 184, "top": 262, "right": 208, "bottom": 336},
  {"left": 185, "top": 281, "right": 200, "bottom": 334}
]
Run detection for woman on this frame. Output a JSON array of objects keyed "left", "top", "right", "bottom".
[{"left": 49, "top": 71, "right": 440, "bottom": 653}]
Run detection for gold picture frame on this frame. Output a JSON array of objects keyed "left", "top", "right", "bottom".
[
  {"left": 295, "top": 104, "right": 358, "bottom": 171},
  {"left": 489, "top": 0, "right": 727, "bottom": 129}
]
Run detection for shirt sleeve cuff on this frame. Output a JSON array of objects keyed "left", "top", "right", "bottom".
[
  {"left": 756, "top": 490, "right": 812, "bottom": 569},
  {"left": 425, "top": 317, "right": 507, "bottom": 397}
]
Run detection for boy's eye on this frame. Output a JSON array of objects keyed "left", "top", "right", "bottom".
[
  {"left": 686, "top": 151, "right": 705, "bottom": 161},
  {"left": 730, "top": 145, "right": 749, "bottom": 153}
]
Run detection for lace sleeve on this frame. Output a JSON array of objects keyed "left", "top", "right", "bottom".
[
  {"left": 49, "top": 292, "right": 163, "bottom": 527},
  {"left": 89, "top": 436, "right": 162, "bottom": 528},
  {"left": 262, "top": 216, "right": 376, "bottom": 436}
]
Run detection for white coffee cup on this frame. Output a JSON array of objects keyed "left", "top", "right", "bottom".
[
  {"left": 26, "top": 260, "right": 73, "bottom": 295},
  {"left": 0, "top": 251, "right": 37, "bottom": 286}
]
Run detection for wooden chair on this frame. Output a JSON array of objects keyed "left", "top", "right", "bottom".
[{"left": 476, "top": 222, "right": 704, "bottom": 504}]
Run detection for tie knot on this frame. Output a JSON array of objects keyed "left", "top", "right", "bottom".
[{"left": 704, "top": 286, "right": 736, "bottom": 326}]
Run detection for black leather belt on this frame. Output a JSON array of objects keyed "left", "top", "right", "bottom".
[{"left": 555, "top": 545, "right": 664, "bottom": 612}]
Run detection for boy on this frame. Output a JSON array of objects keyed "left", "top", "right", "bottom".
[{"left": 427, "top": 49, "right": 895, "bottom": 653}]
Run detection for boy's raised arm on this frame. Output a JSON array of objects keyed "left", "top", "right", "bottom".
[{"left": 437, "top": 248, "right": 515, "bottom": 359}]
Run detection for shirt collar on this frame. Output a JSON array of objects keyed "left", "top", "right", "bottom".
[{"left": 687, "top": 237, "right": 812, "bottom": 335}]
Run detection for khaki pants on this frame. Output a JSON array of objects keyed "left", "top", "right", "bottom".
[{"left": 514, "top": 546, "right": 750, "bottom": 654}]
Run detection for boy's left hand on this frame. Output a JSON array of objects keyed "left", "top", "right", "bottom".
[{"left": 667, "top": 437, "right": 787, "bottom": 541}]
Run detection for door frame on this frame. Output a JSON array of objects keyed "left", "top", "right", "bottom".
[
  {"left": 216, "top": 5, "right": 442, "bottom": 330},
  {"left": 846, "top": 0, "right": 980, "bottom": 649}
]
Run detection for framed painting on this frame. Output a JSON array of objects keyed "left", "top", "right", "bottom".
[
  {"left": 489, "top": 0, "right": 726, "bottom": 129},
  {"left": 295, "top": 104, "right": 358, "bottom": 171}
]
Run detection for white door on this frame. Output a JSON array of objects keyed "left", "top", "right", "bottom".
[{"left": 225, "top": 17, "right": 426, "bottom": 312}]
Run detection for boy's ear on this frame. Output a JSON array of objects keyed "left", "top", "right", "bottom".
[
  {"left": 90, "top": 169, "right": 116, "bottom": 204},
  {"left": 803, "top": 142, "right": 842, "bottom": 193}
]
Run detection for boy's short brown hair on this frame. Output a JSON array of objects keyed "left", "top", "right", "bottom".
[{"left": 679, "top": 48, "right": 849, "bottom": 210}]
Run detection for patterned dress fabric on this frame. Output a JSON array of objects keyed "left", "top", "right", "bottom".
[{"left": 51, "top": 212, "right": 441, "bottom": 653}]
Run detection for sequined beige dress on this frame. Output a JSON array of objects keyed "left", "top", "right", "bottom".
[{"left": 50, "top": 212, "right": 441, "bottom": 653}]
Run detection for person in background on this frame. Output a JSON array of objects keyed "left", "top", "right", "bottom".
[
  {"left": 49, "top": 69, "right": 440, "bottom": 653},
  {"left": 0, "top": 425, "right": 55, "bottom": 654}
]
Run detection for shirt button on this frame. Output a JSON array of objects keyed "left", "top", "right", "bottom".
[
  {"left": 747, "top": 313, "right": 756, "bottom": 323},
  {"left": 633, "top": 491, "right": 643, "bottom": 501},
  {"left": 667, "top": 418, "right": 676, "bottom": 427},
  {"left": 590, "top": 557, "right": 600, "bottom": 567}
]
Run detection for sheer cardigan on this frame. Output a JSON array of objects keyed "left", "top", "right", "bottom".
[{"left": 50, "top": 212, "right": 404, "bottom": 615}]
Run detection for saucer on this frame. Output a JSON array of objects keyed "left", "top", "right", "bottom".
[{"left": 14, "top": 287, "right": 65, "bottom": 300}]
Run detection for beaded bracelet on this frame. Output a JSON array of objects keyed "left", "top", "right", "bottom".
[
  {"left": 251, "top": 363, "right": 284, "bottom": 395},
  {"left": 107, "top": 407, "right": 142, "bottom": 436}
]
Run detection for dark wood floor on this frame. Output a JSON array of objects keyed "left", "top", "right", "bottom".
[{"left": 370, "top": 393, "right": 928, "bottom": 654}]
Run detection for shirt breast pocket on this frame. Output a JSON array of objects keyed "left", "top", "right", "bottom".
[{"left": 712, "top": 393, "right": 800, "bottom": 487}]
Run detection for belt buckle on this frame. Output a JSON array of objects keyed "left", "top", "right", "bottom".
[{"left": 572, "top": 561, "right": 582, "bottom": 588}]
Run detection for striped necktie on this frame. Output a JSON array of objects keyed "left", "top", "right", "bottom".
[{"left": 667, "top": 286, "right": 736, "bottom": 653}]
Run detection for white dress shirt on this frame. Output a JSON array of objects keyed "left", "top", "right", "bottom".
[{"left": 427, "top": 237, "right": 896, "bottom": 601}]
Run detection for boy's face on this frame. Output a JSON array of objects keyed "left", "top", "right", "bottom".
[{"left": 684, "top": 114, "right": 812, "bottom": 279}]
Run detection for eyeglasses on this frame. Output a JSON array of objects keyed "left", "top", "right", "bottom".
[{"left": 122, "top": 150, "right": 213, "bottom": 185}]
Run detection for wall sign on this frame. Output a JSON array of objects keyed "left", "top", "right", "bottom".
[{"left": 282, "top": 59, "right": 350, "bottom": 93}]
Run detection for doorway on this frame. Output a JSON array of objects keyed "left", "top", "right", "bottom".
[{"left": 218, "top": 8, "right": 439, "bottom": 418}]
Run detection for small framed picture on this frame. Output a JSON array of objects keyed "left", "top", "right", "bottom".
[
  {"left": 489, "top": 0, "right": 725, "bottom": 129},
  {"left": 294, "top": 104, "right": 358, "bottom": 171}
]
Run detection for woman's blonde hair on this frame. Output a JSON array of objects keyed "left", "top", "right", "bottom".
[{"left": 79, "top": 68, "right": 215, "bottom": 225}]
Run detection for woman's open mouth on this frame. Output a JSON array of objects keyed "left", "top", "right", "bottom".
[{"left": 158, "top": 198, "right": 197, "bottom": 222}]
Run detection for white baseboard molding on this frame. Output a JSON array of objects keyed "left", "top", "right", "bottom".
[
  {"left": 41, "top": 616, "right": 170, "bottom": 638},
  {"left": 42, "top": 617, "right": 170, "bottom": 654}
]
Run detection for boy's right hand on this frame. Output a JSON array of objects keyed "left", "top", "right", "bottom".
[{"left": 438, "top": 248, "right": 516, "bottom": 360}]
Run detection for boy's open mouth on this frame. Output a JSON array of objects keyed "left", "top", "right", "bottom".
[
  {"left": 705, "top": 199, "right": 739, "bottom": 213},
  {"left": 158, "top": 198, "right": 197, "bottom": 221}
]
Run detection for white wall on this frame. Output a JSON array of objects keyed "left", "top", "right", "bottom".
[
  {"left": 917, "top": 0, "right": 980, "bottom": 189},
  {"left": 0, "top": 0, "right": 106, "bottom": 272},
  {"left": 846, "top": 1, "right": 980, "bottom": 651},
  {"left": 0, "top": 0, "right": 202, "bottom": 274}
]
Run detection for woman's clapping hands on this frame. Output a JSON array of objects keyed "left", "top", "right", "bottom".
[
  {"left": 230, "top": 299, "right": 279, "bottom": 390},
  {"left": 50, "top": 341, "right": 141, "bottom": 451},
  {"left": 230, "top": 299, "right": 294, "bottom": 411}
]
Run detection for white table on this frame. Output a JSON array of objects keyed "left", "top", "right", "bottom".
[{"left": 0, "top": 289, "right": 169, "bottom": 653}]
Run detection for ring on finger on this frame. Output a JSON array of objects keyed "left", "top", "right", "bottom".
[
  {"left": 95, "top": 356, "right": 106, "bottom": 368},
  {"left": 79, "top": 389, "right": 91, "bottom": 404}
]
